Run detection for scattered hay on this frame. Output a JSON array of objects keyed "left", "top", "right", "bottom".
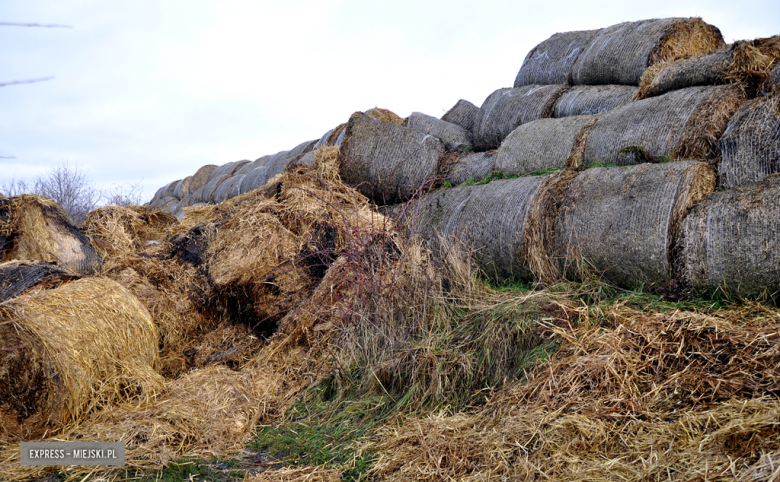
[
  {"left": 570, "top": 17, "right": 723, "bottom": 86},
  {"left": 339, "top": 112, "right": 443, "bottom": 204},
  {"left": 244, "top": 466, "right": 342, "bottom": 481},
  {"left": 0, "top": 277, "right": 163, "bottom": 440},
  {"left": 553, "top": 85, "right": 638, "bottom": 117},
  {"left": 438, "top": 151, "right": 496, "bottom": 186},
  {"left": 494, "top": 115, "right": 598, "bottom": 175},
  {"left": 82, "top": 204, "right": 177, "bottom": 259},
  {"left": 514, "top": 29, "right": 596, "bottom": 86},
  {"left": 364, "top": 107, "right": 404, "bottom": 125},
  {"left": 0, "top": 194, "right": 99, "bottom": 274},
  {"left": 583, "top": 85, "right": 747, "bottom": 165},
  {"left": 441, "top": 99, "right": 479, "bottom": 133},
  {"left": 556, "top": 161, "right": 715, "bottom": 288},
  {"left": 718, "top": 96, "right": 780, "bottom": 188},
  {"left": 677, "top": 173, "right": 780, "bottom": 299},
  {"left": 473, "top": 85, "right": 570, "bottom": 149},
  {"left": 0, "top": 260, "right": 76, "bottom": 303},
  {"left": 404, "top": 112, "right": 473, "bottom": 151}
]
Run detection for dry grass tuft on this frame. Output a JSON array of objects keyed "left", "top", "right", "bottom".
[
  {"left": 364, "top": 107, "right": 405, "bottom": 125},
  {"left": 82, "top": 204, "right": 177, "bottom": 259},
  {"left": 245, "top": 466, "right": 342, "bottom": 481}
]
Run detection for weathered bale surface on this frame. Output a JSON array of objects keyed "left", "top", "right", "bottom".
[
  {"left": 441, "top": 99, "right": 480, "bottom": 132},
  {"left": 553, "top": 85, "right": 638, "bottom": 117},
  {"left": 439, "top": 151, "right": 496, "bottom": 186},
  {"left": 264, "top": 139, "right": 318, "bottom": 182},
  {"left": 0, "top": 260, "right": 75, "bottom": 303},
  {"left": 495, "top": 115, "right": 598, "bottom": 175},
  {"left": 172, "top": 176, "right": 193, "bottom": 200},
  {"left": 189, "top": 164, "right": 218, "bottom": 193},
  {"left": 365, "top": 107, "right": 405, "bottom": 125},
  {"left": 764, "top": 63, "right": 780, "bottom": 94},
  {"left": 570, "top": 18, "right": 723, "bottom": 86},
  {"left": 239, "top": 166, "right": 270, "bottom": 195},
  {"left": 194, "top": 160, "right": 250, "bottom": 204},
  {"left": 0, "top": 277, "right": 163, "bottom": 439},
  {"left": 473, "top": 85, "right": 569, "bottom": 149},
  {"left": 150, "top": 180, "right": 179, "bottom": 208},
  {"left": 82, "top": 205, "right": 178, "bottom": 259},
  {"left": 339, "top": 112, "right": 443, "bottom": 204},
  {"left": 718, "top": 96, "right": 780, "bottom": 188},
  {"left": 677, "top": 174, "right": 780, "bottom": 298},
  {"left": 212, "top": 176, "right": 241, "bottom": 204},
  {"left": 556, "top": 161, "right": 715, "bottom": 288},
  {"left": 228, "top": 175, "right": 246, "bottom": 199},
  {"left": 514, "top": 30, "right": 596, "bottom": 86},
  {"left": 405, "top": 112, "right": 473, "bottom": 151},
  {"left": 0, "top": 195, "right": 99, "bottom": 274},
  {"left": 583, "top": 85, "right": 747, "bottom": 165}
]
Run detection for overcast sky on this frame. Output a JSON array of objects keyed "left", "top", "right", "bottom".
[{"left": 2, "top": 0, "right": 778, "bottom": 201}]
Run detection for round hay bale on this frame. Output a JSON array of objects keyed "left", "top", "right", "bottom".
[
  {"left": 570, "top": 18, "right": 723, "bottom": 86},
  {"left": 0, "top": 195, "right": 99, "bottom": 275},
  {"left": 164, "top": 180, "right": 181, "bottom": 198},
  {"left": 555, "top": 161, "right": 715, "bottom": 288},
  {"left": 582, "top": 85, "right": 747, "bottom": 166},
  {"left": 439, "top": 151, "right": 496, "bottom": 186},
  {"left": 553, "top": 85, "right": 638, "bottom": 118},
  {"left": 178, "top": 191, "right": 193, "bottom": 209},
  {"left": 195, "top": 160, "right": 250, "bottom": 204},
  {"left": 313, "top": 127, "right": 336, "bottom": 150},
  {"left": 441, "top": 99, "right": 479, "bottom": 133},
  {"left": 212, "top": 175, "right": 241, "bottom": 204},
  {"left": 231, "top": 159, "right": 257, "bottom": 177},
  {"left": 239, "top": 166, "right": 270, "bottom": 195},
  {"left": 402, "top": 184, "right": 479, "bottom": 244},
  {"left": 364, "top": 107, "right": 405, "bottom": 125},
  {"left": 149, "top": 184, "right": 169, "bottom": 209},
  {"left": 0, "top": 277, "right": 163, "bottom": 439},
  {"left": 495, "top": 115, "right": 599, "bottom": 176},
  {"left": 162, "top": 196, "right": 179, "bottom": 213},
  {"left": 405, "top": 112, "right": 473, "bottom": 151},
  {"left": 339, "top": 112, "right": 444, "bottom": 204},
  {"left": 676, "top": 174, "right": 780, "bottom": 299},
  {"left": 0, "top": 260, "right": 75, "bottom": 303},
  {"left": 763, "top": 63, "right": 780, "bottom": 95},
  {"left": 639, "top": 46, "right": 732, "bottom": 98},
  {"left": 172, "top": 175, "right": 193, "bottom": 200},
  {"left": 188, "top": 164, "right": 219, "bottom": 193},
  {"left": 718, "top": 96, "right": 780, "bottom": 189},
  {"left": 473, "top": 85, "right": 570, "bottom": 149},
  {"left": 227, "top": 174, "right": 246, "bottom": 199},
  {"left": 514, "top": 30, "right": 596, "bottom": 87}
]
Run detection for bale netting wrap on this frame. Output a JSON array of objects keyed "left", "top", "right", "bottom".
[
  {"left": 718, "top": 96, "right": 780, "bottom": 189},
  {"left": 0, "top": 277, "right": 163, "bottom": 439},
  {"left": 441, "top": 99, "right": 479, "bottom": 132},
  {"left": 439, "top": 151, "right": 496, "bottom": 186},
  {"left": 339, "top": 112, "right": 443, "bottom": 204},
  {"left": 639, "top": 46, "right": 732, "bottom": 98},
  {"left": 0, "top": 195, "right": 99, "bottom": 275},
  {"left": 495, "top": 115, "right": 598, "bottom": 176},
  {"left": 553, "top": 85, "right": 638, "bottom": 118},
  {"left": 473, "top": 85, "right": 569, "bottom": 149},
  {"left": 570, "top": 18, "right": 723, "bottom": 86},
  {"left": 0, "top": 260, "right": 75, "bottom": 303},
  {"left": 212, "top": 175, "right": 241, "bottom": 204},
  {"left": 401, "top": 185, "right": 479, "bottom": 245},
  {"left": 513, "top": 30, "right": 596, "bottom": 87},
  {"left": 555, "top": 161, "right": 715, "bottom": 288},
  {"left": 405, "top": 112, "right": 473, "bottom": 151},
  {"left": 677, "top": 174, "right": 780, "bottom": 299},
  {"left": 765, "top": 63, "right": 780, "bottom": 94},
  {"left": 582, "top": 85, "right": 747, "bottom": 166},
  {"left": 239, "top": 166, "right": 270, "bottom": 195},
  {"left": 172, "top": 176, "right": 193, "bottom": 200}
]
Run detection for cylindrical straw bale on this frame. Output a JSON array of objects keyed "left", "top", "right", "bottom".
[
  {"left": 228, "top": 174, "right": 246, "bottom": 199},
  {"left": 0, "top": 195, "right": 99, "bottom": 275},
  {"left": 0, "top": 260, "right": 74, "bottom": 303},
  {"left": 639, "top": 46, "right": 732, "bottom": 98},
  {"left": 239, "top": 166, "right": 270, "bottom": 195},
  {"left": 164, "top": 180, "right": 180, "bottom": 198},
  {"left": 189, "top": 165, "right": 218, "bottom": 193},
  {"left": 582, "top": 85, "right": 747, "bottom": 166},
  {"left": 364, "top": 107, "right": 405, "bottom": 125},
  {"left": 212, "top": 175, "right": 241, "bottom": 204},
  {"left": 677, "top": 174, "right": 780, "bottom": 298},
  {"left": 0, "top": 277, "right": 163, "bottom": 439},
  {"left": 339, "top": 112, "right": 444, "bottom": 204},
  {"left": 570, "top": 18, "right": 724, "bottom": 86},
  {"left": 556, "top": 161, "right": 715, "bottom": 288},
  {"left": 405, "top": 112, "right": 473, "bottom": 151},
  {"left": 439, "top": 151, "right": 496, "bottom": 186},
  {"left": 553, "top": 85, "right": 638, "bottom": 118},
  {"left": 495, "top": 115, "right": 599, "bottom": 176},
  {"left": 314, "top": 128, "right": 336, "bottom": 149},
  {"left": 441, "top": 99, "right": 479, "bottom": 132},
  {"left": 718, "top": 96, "right": 780, "bottom": 189},
  {"left": 402, "top": 185, "right": 479, "bottom": 244},
  {"left": 195, "top": 160, "right": 249, "bottom": 204},
  {"left": 172, "top": 176, "right": 193, "bottom": 200},
  {"left": 764, "top": 64, "right": 780, "bottom": 95},
  {"left": 473, "top": 85, "right": 569, "bottom": 149},
  {"left": 514, "top": 30, "right": 596, "bottom": 87}
]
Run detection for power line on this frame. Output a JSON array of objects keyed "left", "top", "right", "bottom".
[
  {"left": 0, "top": 22, "right": 71, "bottom": 28},
  {"left": 0, "top": 77, "right": 55, "bottom": 87}
]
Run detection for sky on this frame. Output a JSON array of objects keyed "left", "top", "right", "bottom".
[{"left": 2, "top": 0, "right": 778, "bottom": 202}]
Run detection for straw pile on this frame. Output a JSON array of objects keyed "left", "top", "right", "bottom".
[
  {"left": 677, "top": 173, "right": 780, "bottom": 299},
  {"left": 494, "top": 114, "right": 598, "bottom": 175},
  {"left": 0, "top": 260, "right": 76, "bottom": 303},
  {"left": 439, "top": 151, "right": 496, "bottom": 186},
  {"left": 514, "top": 29, "right": 596, "bottom": 86},
  {"left": 640, "top": 36, "right": 780, "bottom": 98},
  {"left": 244, "top": 466, "right": 342, "bottom": 481},
  {"left": 570, "top": 18, "right": 723, "bottom": 86},
  {"left": 368, "top": 303, "right": 780, "bottom": 481},
  {"left": 556, "top": 161, "right": 715, "bottom": 288},
  {"left": 339, "top": 112, "right": 443, "bottom": 204},
  {"left": 364, "top": 107, "right": 405, "bottom": 125},
  {"left": 82, "top": 204, "right": 177, "bottom": 259},
  {"left": 552, "top": 85, "right": 638, "bottom": 117},
  {"left": 0, "top": 277, "right": 163, "bottom": 440},
  {"left": 473, "top": 85, "right": 569, "bottom": 148},
  {"left": 441, "top": 99, "right": 479, "bottom": 132},
  {"left": 0, "top": 194, "right": 99, "bottom": 274},
  {"left": 405, "top": 112, "right": 473, "bottom": 151},
  {"left": 718, "top": 96, "right": 780, "bottom": 188},
  {"left": 582, "top": 85, "right": 747, "bottom": 165}
]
